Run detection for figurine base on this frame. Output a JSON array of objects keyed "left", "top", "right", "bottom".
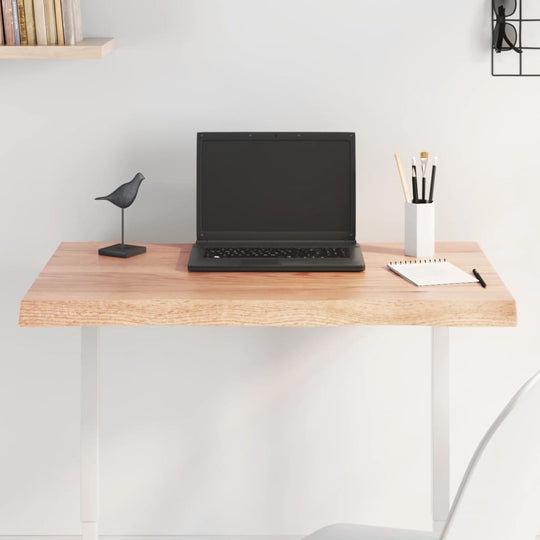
[{"left": 98, "top": 244, "right": 147, "bottom": 258}]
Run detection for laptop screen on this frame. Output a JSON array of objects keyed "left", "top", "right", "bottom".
[{"left": 197, "top": 133, "right": 355, "bottom": 242}]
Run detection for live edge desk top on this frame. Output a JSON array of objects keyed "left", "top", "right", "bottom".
[{"left": 19, "top": 242, "right": 517, "bottom": 328}]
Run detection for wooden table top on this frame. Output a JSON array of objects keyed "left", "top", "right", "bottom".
[{"left": 19, "top": 242, "right": 517, "bottom": 328}]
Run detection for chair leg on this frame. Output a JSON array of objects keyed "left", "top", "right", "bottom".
[
  {"left": 432, "top": 327, "right": 450, "bottom": 533},
  {"left": 81, "top": 327, "right": 99, "bottom": 540}
]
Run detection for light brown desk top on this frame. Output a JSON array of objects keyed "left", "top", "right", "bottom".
[{"left": 19, "top": 242, "right": 517, "bottom": 328}]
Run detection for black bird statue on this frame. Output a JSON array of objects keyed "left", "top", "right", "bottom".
[{"left": 95, "top": 172, "right": 147, "bottom": 258}]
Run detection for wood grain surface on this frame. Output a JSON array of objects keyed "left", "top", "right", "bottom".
[{"left": 19, "top": 242, "right": 517, "bottom": 328}]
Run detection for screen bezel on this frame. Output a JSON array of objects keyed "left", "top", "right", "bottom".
[{"left": 196, "top": 132, "right": 356, "bottom": 243}]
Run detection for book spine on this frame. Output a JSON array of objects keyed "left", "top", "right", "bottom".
[
  {"left": 43, "top": 0, "right": 56, "bottom": 44},
  {"left": 11, "top": 0, "right": 20, "bottom": 45},
  {"left": 32, "top": 0, "right": 46, "bottom": 44},
  {"left": 60, "top": 0, "right": 74, "bottom": 45},
  {"left": 17, "top": 0, "right": 27, "bottom": 45},
  {"left": 1, "top": 0, "right": 15, "bottom": 45},
  {"left": 0, "top": 0, "right": 4, "bottom": 44},
  {"left": 72, "top": 0, "right": 81, "bottom": 41},
  {"left": 24, "top": 0, "right": 36, "bottom": 45},
  {"left": 53, "top": 0, "right": 63, "bottom": 44}
]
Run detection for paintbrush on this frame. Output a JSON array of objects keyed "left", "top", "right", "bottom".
[
  {"left": 420, "top": 151, "right": 429, "bottom": 202},
  {"left": 428, "top": 156, "right": 438, "bottom": 203},
  {"left": 412, "top": 157, "right": 419, "bottom": 203}
]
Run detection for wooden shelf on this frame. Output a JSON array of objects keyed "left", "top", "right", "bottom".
[{"left": 0, "top": 38, "right": 114, "bottom": 59}]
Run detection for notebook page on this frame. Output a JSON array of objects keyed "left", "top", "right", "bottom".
[{"left": 388, "top": 260, "right": 478, "bottom": 287}]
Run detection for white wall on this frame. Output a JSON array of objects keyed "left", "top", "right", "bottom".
[{"left": 1, "top": 0, "right": 539, "bottom": 535}]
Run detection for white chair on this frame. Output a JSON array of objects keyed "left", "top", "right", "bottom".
[{"left": 304, "top": 370, "right": 540, "bottom": 540}]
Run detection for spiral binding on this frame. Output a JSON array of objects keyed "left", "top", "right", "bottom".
[{"left": 389, "top": 258, "right": 447, "bottom": 266}]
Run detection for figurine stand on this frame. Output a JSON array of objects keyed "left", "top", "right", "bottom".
[
  {"left": 99, "top": 244, "right": 146, "bottom": 258},
  {"left": 99, "top": 208, "right": 146, "bottom": 259}
]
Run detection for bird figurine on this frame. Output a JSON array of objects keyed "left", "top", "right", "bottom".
[
  {"left": 95, "top": 172, "right": 147, "bottom": 258},
  {"left": 95, "top": 172, "right": 145, "bottom": 209}
]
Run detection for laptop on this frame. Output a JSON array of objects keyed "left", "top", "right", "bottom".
[{"left": 188, "top": 132, "right": 365, "bottom": 272}]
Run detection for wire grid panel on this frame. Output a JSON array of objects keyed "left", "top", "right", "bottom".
[{"left": 492, "top": 0, "right": 540, "bottom": 76}]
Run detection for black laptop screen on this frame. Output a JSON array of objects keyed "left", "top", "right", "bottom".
[{"left": 198, "top": 133, "right": 355, "bottom": 241}]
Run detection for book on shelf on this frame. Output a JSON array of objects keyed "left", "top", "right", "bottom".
[
  {"left": 24, "top": 0, "right": 36, "bottom": 45},
  {"left": 53, "top": 0, "right": 63, "bottom": 44},
  {"left": 60, "top": 0, "right": 73, "bottom": 44},
  {"left": 61, "top": 0, "right": 82, "bottom": 45},
  {"left": 1, "top": 0, "right": 15, "bottom": 45},
  {"left": 72, "top": 0, "right": 81, "bottom": 42},
  {"left": 0, "top": 1, "right": 4, "bottom": 44},
  {"left": 43, "top": 0, "right": 56, "bottom": 44},
  {"left": 11, "top": 0, "right": 21, "bottom": 44},
  {"left": 17, "top": 0, "right": 28, "bottom": 45},
  {"left": 33, "top": 0, "right": 47, "bottom": 44},
  {"left": 1, "top": 0, "right": 85, "bottom": 46}
]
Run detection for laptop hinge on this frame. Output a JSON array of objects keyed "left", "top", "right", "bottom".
[{"left": 197, "top": 239, "right": 356, "bottom": 247}]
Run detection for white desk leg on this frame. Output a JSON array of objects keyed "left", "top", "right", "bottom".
[
  {"left": 81, "top": 327, "right": 99, "bottom": 540},
  {"left": 432, "top": 326, "right": 450, "bottom": 533}
]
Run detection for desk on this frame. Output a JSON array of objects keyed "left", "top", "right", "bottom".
[{"left": 19, "top": 242, "right": 516, "bottom": 539}]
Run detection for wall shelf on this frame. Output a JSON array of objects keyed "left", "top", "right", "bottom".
[{"left": 0, "top": 38, "right": 115, "bottom": 59}]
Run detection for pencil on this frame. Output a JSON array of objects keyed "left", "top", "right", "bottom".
[{"left": 394, "top": 153, "right": 411, "bottom": 203}]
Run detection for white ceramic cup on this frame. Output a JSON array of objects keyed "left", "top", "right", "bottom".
[{"left": 404, "top": 202, "right": 435, "bottom": 258}]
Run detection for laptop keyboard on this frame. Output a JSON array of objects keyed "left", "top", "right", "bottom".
[{"left": 205, "top": 247, "right": 350, "bottom": 259}]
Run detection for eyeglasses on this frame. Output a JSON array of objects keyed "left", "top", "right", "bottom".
[{"left": 493, "top": 0, "right": 522, "bottom": 53}]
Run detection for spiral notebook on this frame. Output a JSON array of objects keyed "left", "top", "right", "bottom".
[{"left": 387, "top": 258, "right": 478, "bottom": 287}]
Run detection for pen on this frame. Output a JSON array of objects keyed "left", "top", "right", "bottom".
[
  {"left": 473, "top": 269, "right": 487, "bottom": 288},
  {"left": 428, "top": 156, "right": 438, "bottom": 203},
  {"left": 412, "top": 157, "right": 419, "bottom": 203}
]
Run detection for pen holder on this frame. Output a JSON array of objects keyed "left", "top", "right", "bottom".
[{"left": 404, "top": 202, "right": 435, "bottom": 258}]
